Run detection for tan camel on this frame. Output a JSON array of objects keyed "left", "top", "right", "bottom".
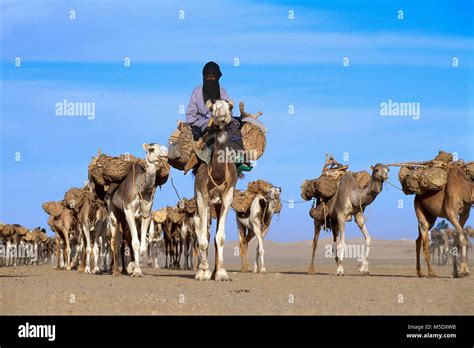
[
  {"left": 64, "top": 186, "right": 107, "bottom": 274},
  {"left": 107, "top": 143, "right": 168, "bottom": 277},
  {"left": 193, "top": 99, "right": 237, "bottom": 281},
  {"left": 46, "top": 205, "right": 79, "bottom": 270},
  {"left": 414, "top": 164, "right": 473, "bottom": 278},
  {"left": 308, "top": 164, "right": 389, "bottom": 276}
]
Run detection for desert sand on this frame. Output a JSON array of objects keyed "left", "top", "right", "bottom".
[{"left": 1, "top": 238, "right": 473, "bottom": 315}]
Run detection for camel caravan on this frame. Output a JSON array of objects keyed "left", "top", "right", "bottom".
[
  {"left": 0, "top": 223, "right": 53, "bottom": 267},
  {"left": 4, "top": 62, "right": 473, "bottom": 280},
  {"left": 300, "top": 151, "right": 474, "bottom": 278},
  {"left": 36, "top": 96, "right": 281, "bottom": 280}
]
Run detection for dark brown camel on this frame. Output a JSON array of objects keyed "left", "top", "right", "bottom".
[
  {"left": 193, "top": 99, "right": 238, "bottom": 281},
  {"left": 414, "top": 164, "right": 473, "bottom": 278}
]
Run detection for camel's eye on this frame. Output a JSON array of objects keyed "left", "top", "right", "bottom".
[{"left": 149, "top": 147, "right": 155, "bottom": 152}]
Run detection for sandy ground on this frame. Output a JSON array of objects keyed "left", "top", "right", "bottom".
[{"left": 1, "top": 239, "right": 473, "bottom": 315}]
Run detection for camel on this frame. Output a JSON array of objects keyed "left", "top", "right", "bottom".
[
  {"left": 308, "top": 164, "right": 389, "bottom": 276},
  {"left": 178, "top": 202, "right": 197, "bottom": 271},
  {"left": 64, "top": 186, "right": 108, "bottom": 274},
  {"left": 429, "top": 228, "right": 449, "bottom": 265},
  {"left": 414, "top": 164, "right": 473, "bottom": 278},
  {"left": 162, "top": 206, "right": 184, "bottom": 269},
  {"left": 193, "top": 99, "right": 238, "bottom": 281},
  {"left": 237, "top": 185, "right": 281, "bottom": 273},
  {"left": 107, "top": 143, "right": 168, "bottom": 277},
  {"left": 46, "top": 206, "right": 79, "bottom": 270},
  {"left": 147, "top": 219, "right": 164, "bottom": 269}
]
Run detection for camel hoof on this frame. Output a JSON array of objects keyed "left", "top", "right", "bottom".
[
  {"left": 259, "top": 268, "right": 267, "bottom": 274},
  {"left": 112, "top": 271, "right": 122, "bottom": 277},
  {"left": 214, "top": 269, "right": 231, "bottom": 281},
  {"left": 336, "top": 271, "right": 346, "bottom": 276},
  {"left": 308, "top": 267, "right": 316, "bottom": 275},
  {"left": 195, "top": 269, "right": 212, "bottom": 281},
  {"left": 84, "top": 266, "right": 91, "bottom": 274},
  {"left": 126, "top": 262, "right": 135, "bottom": 274},
  {"left": 131, "top": 269, "right": 143, "bottom": 278},
  {"left": 428, "top": 272, "right": 437, "bottom": 278},
  {"left": 92, "top": 268, "right": 101, "bottom": 275}
]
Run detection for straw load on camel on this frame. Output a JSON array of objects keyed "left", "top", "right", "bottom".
[
  {"left": 167, "top": 101, "right": 266, "bottom": 172},
  {"left": 392, "top": 150, "right": 474, "bottom": 278},
  {"left": 233, "top": 180, "right": 282, "bottom": 273}
]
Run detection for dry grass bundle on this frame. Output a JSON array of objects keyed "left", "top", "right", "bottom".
[
  {"left": 247, "top": 180, "right": 273, "bottom": 194},
  {"left": 399, "top": 167, "right": 448, "bottom": 195},
  {"left": 300, "top": 180, "right": 317, "bottom": 201},
  {"left": 153, "top": 208, "right": 168, "bottom": 224},
  {"left": 42, "top": 201, "right": 63, "bottom": 217},
  {"left": 168, "top": 122, "right": 194, "bottom": 171},
  {"left": 419, "top": 167, "right": 448, "bottom": 191},
  {"left": 301, "top": 174, "right": 340, "bottom": 201},
  {"left": 465, "top": 162, "right": 474, "bottom": 181},
  {"left": 241, "top": 122, "right": 266, "bottom": 160},
  {"left": 232, "top": 189, "right": 254, "bottom": 213}
]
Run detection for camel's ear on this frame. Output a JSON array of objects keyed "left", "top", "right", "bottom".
[
  {"left": 143, "top": 143, "right": 150, "bottom": 152},
  {"left": 206, "top": 100, "right": 213, "bottom": 110},
  {"left": 370, "top": 165, "right": 375, "bottom": 171},
  {"left": 228, "top": 99, "right": 234, "bottom": 109}
]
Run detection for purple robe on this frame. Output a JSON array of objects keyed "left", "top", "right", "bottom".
[{"left": 185, "top": 85, "right": 230, "bottom": 131}]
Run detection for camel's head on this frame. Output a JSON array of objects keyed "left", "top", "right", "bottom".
[
  {"left": 206, "top": 99, "right": 234, "bottom": 129},
  {"left": 267, "top": 186, "right": 282, "bottom": 200},
  {"left": 371, "top": 163, "right": 389, "bottom": 181},
  {"left": 177, "top": 199, "right": 186, "bottom": 210},
  {"left": 143, "top": 143, "right": 168, "bottom": 164}
]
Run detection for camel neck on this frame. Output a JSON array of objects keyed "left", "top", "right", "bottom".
[{"left": 143, "top": 161, "right": 158, "bottom": 190}]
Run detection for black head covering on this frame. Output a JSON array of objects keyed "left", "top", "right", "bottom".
[{"left": 202, "top": 61, "right": 222, "bottom": 103}]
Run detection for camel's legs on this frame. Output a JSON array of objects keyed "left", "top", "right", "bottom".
[
  {"left": 252, "top": 217, "right": 266, "bottom": 274},
  {"left": 213, "top": 187, "right": 233, "bottom": 281},
  {"left": 447, "top": 209, "right": 470, "bottom": 276},
  {"left": 64, "top": 230, "right": 72, "bottom": 271},
  {"left": 355, "top": 212, "right": 372, "bottom": 275},
  {"left": 308, "top": 219, "right": 322, "bottom": 275},
  {"left": 237, "top": 221, "right": 250, "bottom": 272},
  {"left": 414, "top": 199, "right": 436, "bottom": 277},
  {"left": 124, "top": 206, "right": 143, "bottom": 277},
  {"left": 82, "top": 224, "right": 92, "bottom": 274},
  {"left": 139, "top": 202, "right": 152, "bottom": 257},
  {"left": 108, "top": 211, "right": 121, "bottom": 276},
  {"left": 55, "top": 237, "right": 61, "bottom": 269},
  {"left": 195, "top": 191, "right": 211, "bottom": 280},
  {"left": 92, "top": 231, "right": 101, "bottom": 274},
  {"left": 335, "top": 214, "right": 346, "bottom": 276}
]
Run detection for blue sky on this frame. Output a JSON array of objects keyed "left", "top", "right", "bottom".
[{"left": 1, "top": 0, "right": 473, "bottom": 241}]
